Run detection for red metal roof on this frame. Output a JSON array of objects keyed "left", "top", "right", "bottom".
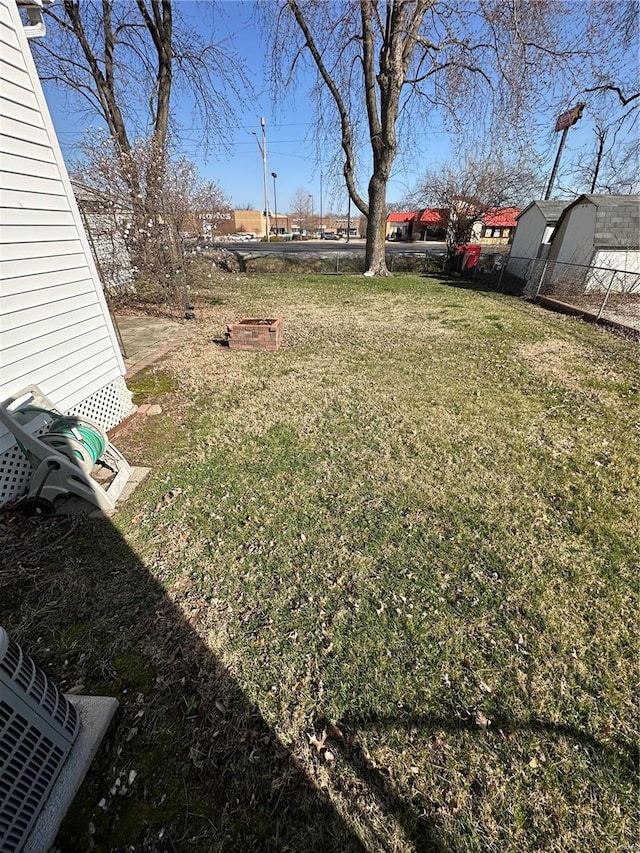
[
  {"left": 418, "top": 207, "right": 446, "bottom": 225},
  {"left": 483, "top": 207, "right": 520, "bottom": 228},
  {"left": 387, "top": 206, "right": 519, "bottom": 228},
  {"left": 387, "top": 211, "right": 415, "bottom": 223}
]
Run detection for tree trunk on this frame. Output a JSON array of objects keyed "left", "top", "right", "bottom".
[
  {"left": 285, "top": 0, "right": 430, "bottom": 275},
  {"left": 365, "top": 173, "right": 389, "bottom": 275},
  {"left": 136, "top": 0, "right": 173, "bottom": 273}
]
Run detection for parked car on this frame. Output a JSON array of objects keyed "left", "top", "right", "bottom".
[{"left": 321, "top": 231, "right": 341, "bottom": 240}]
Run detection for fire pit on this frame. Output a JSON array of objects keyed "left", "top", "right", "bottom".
[{"left": 226, "top": 318, "right": 283, "bottom": 352}]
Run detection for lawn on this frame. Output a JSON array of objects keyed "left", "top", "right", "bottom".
[{"left": 2, "top": 271, "right": 637, "bottom": 852}]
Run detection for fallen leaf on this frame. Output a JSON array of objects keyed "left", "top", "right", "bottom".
[
  {"left": 475, "top": 710, "right": 491, "bottom": 732},
  {"left": 154, "top": 488, "right": 183, "bottom": 512},
  {"left": 309, "top": 729, "right": 327, "bottom": 753},
  {"left": 327, "top": 722, "right": 344, "bottom": 740},
  {"left": 324, "top": 749, "right": 335, "bottom": 763}
]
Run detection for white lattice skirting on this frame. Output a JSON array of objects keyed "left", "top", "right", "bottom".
[{"left": 0, "top": 377, "right": 134, "bottom": 506}]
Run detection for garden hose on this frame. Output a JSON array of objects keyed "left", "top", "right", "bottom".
[{"left": 17, "top": 406, "right": 107, "bottom": 473}]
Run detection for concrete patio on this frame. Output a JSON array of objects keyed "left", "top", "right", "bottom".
[{"left": 113, "top": 314, "right": 186, "bottom": 376}]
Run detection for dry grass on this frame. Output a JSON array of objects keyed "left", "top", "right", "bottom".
[{"left": 2, "top": 269, "right": 638, "bottom": 852}]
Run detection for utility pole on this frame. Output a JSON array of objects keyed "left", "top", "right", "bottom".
[
  {"left": 346, "top": 195, "right": 351, "bottom": 243},
  {"left": 320, "top": 170, "right": 323, "bottom": 237},
  {"left": 253, "top": 118, "right": 270, "bottom": 241},
  {"left": 271, "top": 172, "right": 278, "bottom": 235}
]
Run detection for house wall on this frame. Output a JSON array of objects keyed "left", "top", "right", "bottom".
[
  {"left": 386, "top": 219, "right": 412, "bottom": 239},
  {"left": 0, "top": 0, "right": 133, "bottom": 503},
  {"left": 77, "top": 207, "right": 134, "bottom": 294},
  {"left": 232, "top": 210, "right": 264, "bottom": 235},
  {"left": 593, "top": 250, "right": 640, "bottom": 275}
]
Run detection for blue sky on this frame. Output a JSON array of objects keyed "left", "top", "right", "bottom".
[
  {"left": 39, "top": 1, "right": 637, "bottom": 214},
  {"left": 42, "top": 1, "right": 362, "bottom": 213}
]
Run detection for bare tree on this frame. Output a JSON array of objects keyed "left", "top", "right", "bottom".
[
  {"left": 558, "top": 0, "right": 640, "bottom": 195},
  {"left": 567, "top": 88, "right": 640, "bottom": 195},
  {"left": 71, "top": 132, "right": 229, "bottom": 302},
  {"left": 577, "top": 116, "right": 639, "bottom": 195},
  {"left": 266, "top": 0, "right": 599, "bottom": 276},
  {"left": 414, "top": 155, "right": 537, "bottom": 257},
  {"left": 34, "top": 1, "right": 246, "bottom": 273},
  {"left": 583, "top": 0, "right": 639, "bottom": 109},
  {"left": 162, "top": 156, "right": 231, "bottom": 237},
  {"left": 290, "top": 186, "right": 313, "bottom": 234}
]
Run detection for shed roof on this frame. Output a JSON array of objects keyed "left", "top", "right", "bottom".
[
  {"left": 516, "top": 200, "right": 569, "bottom": 223},
  {"left": 552, "top": 194, "right": 640, "bottom": 249}
]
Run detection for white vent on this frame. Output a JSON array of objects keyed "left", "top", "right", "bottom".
[{"left": 0, "top": 627, "right": 79, "bottom": 852}]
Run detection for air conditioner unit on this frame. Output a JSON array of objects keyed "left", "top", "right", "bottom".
[{"left": 0, "top": 626, "right": 79, "bottom": 852}]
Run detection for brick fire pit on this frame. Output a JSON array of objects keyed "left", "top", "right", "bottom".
[{"left": 226, "top": 318, "right": 283, "bottom": 352}]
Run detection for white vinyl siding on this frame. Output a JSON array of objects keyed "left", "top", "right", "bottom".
[{"left": 0, "top": 0, "right": 127, "bottom": 454}]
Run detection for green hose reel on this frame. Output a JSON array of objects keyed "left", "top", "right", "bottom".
[
  {"left": 19, "top": 406, "right": 108, "bottom": 473},
  {"left": 0, "top": 385, "right": 132, "bottom": 514}
]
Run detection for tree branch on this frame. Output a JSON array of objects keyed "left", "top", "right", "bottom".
[
  {"left": 287, "top": 0, "right": 368, "bottom": 214},
  {"left": 584, "top": 84, "right": 640, "bottom": 106}
]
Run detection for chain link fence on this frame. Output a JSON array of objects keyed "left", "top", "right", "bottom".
[
  {"left": 501, "top": 256, "right": 640, "bottom": 333},
  {"left": 197, "top": 247, "right": 430, "bottom": 275}
]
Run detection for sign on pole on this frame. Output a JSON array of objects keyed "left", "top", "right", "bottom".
[
  {"left": 554, "top": 103, "right": 586, "bottom": 132},
  {"left": 545, "top": 102, "right": 586, "bottom": 198}
]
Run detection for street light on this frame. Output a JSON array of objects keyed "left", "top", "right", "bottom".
[
  {"left": 308, "top": 194, "right": 313, "bottom": 236},
  {"left": 271, "top": 172, "right": 278, "bottom": 236}
]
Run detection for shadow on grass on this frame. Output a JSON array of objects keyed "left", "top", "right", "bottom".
[
  {"left": 314, "top": 707, "right": 638, "bottom": 852},
  {"left": 1, "top": 513, "right": 371, "bottom": 852},
  {"left": 5, "top": 509, "right": 634, "bottom": 852},
  {"left": 422, "top": 269, "right": 526, "bottom": 297},
  {"left": 334, "top": 711, "right": 637, "bottom": 776}
]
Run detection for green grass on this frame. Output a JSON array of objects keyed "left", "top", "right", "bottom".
[{"left": 3, "top": 272, "right": 637, "bottom": 852}]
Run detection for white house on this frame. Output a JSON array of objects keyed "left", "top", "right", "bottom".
[
  {"left": 0, "top": 0, "right": 134, "bottom": 505},
  {"left": 506, "top": 200, "right": 569, "bottom": 279}
]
